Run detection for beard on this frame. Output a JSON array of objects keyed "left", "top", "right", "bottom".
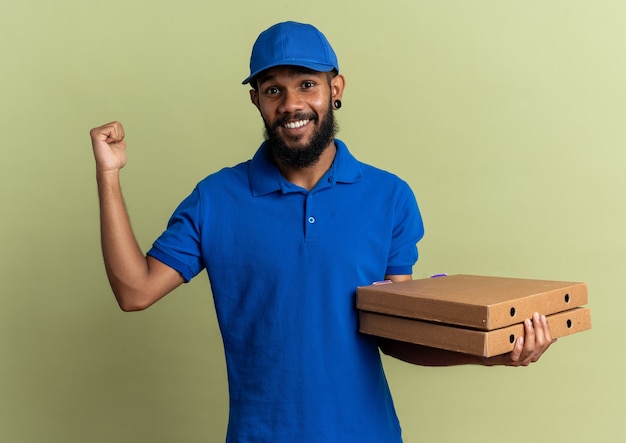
[{"left": 263, "top": 102, "right": 338, "bottom": 169}]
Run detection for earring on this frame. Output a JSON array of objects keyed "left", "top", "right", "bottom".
[{"left": 333, "top": 99, "right": 342, "bottom": 109}]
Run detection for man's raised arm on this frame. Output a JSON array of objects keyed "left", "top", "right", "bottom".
[{"left": 90, "top": 121, "right": 184, "bottom": 311}]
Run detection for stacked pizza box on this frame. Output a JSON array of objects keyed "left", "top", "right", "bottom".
[{"left": 357, "top": 274, "right": 591, "bottom": 357}]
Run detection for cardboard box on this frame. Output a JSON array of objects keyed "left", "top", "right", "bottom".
[
  {"left": 357, "top": 274, "right": 588, "bottom": 330},
  {"left": 359, "top": 307, "right": 592, "bottom": 357},
  {"left": 356, "top": 274, "right": 592, "bottom": 357}
]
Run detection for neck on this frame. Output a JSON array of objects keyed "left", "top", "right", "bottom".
[{"left": 274, "top": 141, "right": 337, "bottom": 190}]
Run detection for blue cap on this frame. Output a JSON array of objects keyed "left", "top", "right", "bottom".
[{"left": 242, "top": 21, "right": 339, "bottom": 85}]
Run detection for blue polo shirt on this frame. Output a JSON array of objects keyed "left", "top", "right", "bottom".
[{"left": 148, "top": 139, "right": 424, "bottom": 443}]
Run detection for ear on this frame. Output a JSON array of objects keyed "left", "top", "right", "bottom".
[
  {"left": 330, "top": 74, "right": 346, "bottom": 101},
  {"left": 250, "top": 89, "right": 260, "bottom": 111}
]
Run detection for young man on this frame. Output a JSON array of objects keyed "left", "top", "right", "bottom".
[{"left": 90, "top": 21, "right": 553, "bottom": 442}]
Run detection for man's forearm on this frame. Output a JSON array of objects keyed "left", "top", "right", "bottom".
[
  {"left": 96, "top": 171, "right": 152, "bottom": 310},
  {"left": 379, "top": 339, "right": 488, "bottom": 367}
]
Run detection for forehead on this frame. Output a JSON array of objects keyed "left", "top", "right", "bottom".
[{"left": 255, "top": 66, "right": 327, "bottom": 86}]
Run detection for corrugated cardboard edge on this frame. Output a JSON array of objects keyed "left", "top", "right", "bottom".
[
  {"left": 359, "top": 307, "right": 592, "bottom": 357},
  {"left": 486, "top": 282, "right": 588, "bottom": 330}
]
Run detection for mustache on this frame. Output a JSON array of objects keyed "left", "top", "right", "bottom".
[{"left": 272, "top": 112, "right": 318, "bottom": 130}]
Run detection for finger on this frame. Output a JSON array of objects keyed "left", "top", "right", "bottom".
[
  {"left": 527, "top": 314, "right": 547, "bottom": 363},
  {"left": 105, "top": 122, "right": 125, "bottom": 143},
  {"left": 530, "top": 314, "right": 555, "bottom": 363},
  {"left": 532, "top": 312, "right": 547, "bottom": 347},
  {"left": 508, "top": 336, "right": 524, "bottom": 366},
  {"left": 518, "top": 318, "right": 536, "bottom": 366},
  {"left": 91, "top": 121, "right": 125, "bottom": 143},
  {"left": 541, "top": 314, "right": 554, "bottom": 344}
]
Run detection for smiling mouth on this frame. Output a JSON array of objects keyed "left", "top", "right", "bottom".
[{"left": 283, "top": 119, "right": 310, "bottom": 129}]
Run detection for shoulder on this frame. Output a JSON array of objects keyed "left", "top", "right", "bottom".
[
  {"left": 195, "top": 160, "right": 252, "bottom": 191},
  {"left": 355, "top": 159, "right": 415, "bottom": 200},
  {"left": 335, "top": 139, "right": 413, "bottom": 192},
  {"left": 360, "top": 161, "right": 406, "bottom": 182}
]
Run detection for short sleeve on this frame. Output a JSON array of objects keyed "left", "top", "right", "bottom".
[
  {"left": 147, "top": 186, "right": 205, "bottom": 282},
  {"left": 385, "top": 181, "right": 424, "bottom": 275}
]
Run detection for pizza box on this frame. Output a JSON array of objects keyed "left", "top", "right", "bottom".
[
  {"left": 357, "top": 274, "right": 588, "bottom": 331},
  {"left": 359, "top": 306, "right": 591, "bottom": 357}
]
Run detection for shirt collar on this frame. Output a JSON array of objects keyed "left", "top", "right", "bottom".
[{"left": 249, "top": 139, "right": 363, "bottom": 196}]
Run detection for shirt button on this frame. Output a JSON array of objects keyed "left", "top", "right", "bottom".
[{"left": 308, "top": 216, "right": 316, "bottom": 224}]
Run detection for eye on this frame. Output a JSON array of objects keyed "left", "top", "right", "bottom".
[
  {"left": 265, "top": 86, "right": 281, "bottom": 95},
  {"left": 301, "top": 80, "right": 315, "bottom": 89}
]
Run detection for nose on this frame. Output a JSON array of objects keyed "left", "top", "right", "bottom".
[{"left": 278, "top": 89, "right": 304, "bottom": 114}]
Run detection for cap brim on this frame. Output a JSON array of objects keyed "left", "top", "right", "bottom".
[{"left": 242, "top": 61, "right": 337, "bottom": 85}]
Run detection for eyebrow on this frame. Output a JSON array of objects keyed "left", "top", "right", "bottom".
[{"left": 256, "top": 67, "right": 321, "bottom": 87}]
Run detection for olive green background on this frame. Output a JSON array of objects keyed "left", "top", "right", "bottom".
[{"left": 1, "top": 1, "right": 623, "bottom": 442}]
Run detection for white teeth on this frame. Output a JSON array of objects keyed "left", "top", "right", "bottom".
[{"left": 284, "top": 119, "right": 309, "bottom": 129}]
